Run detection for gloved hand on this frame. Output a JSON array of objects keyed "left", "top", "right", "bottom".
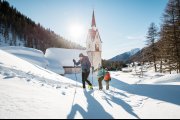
[
  {"left": 92, "top": 66, "right": 94, "bottom": 71},
  {"left": 92, "top": 66, "right": 95, "bottom": 72},
  {"left": 73, "top": 59, "right": 76, "bottom": 64}
]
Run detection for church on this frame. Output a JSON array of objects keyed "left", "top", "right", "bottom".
[
  {"left": 45, "top": 11, "right": 102, "bottom": 74},
  {"left": 87, "top": 11, "right": 102, "bottom": 71}
]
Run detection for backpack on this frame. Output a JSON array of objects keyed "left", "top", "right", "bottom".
[{"left": 104, "top": 72, "right": 111, "bottom": 81}]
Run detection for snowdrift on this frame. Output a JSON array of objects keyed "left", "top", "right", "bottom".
[
  {"left": 0, "top": 46, "right": 48, "bottom": 68},
  {"left": 0, "top": 46, "right": 65, "bottom": 75},
  {"left": 0, "top": 49, "right": 74, "bottom": 84},
  {"left": 146, "top": 74, "right": 180, "bottom": 85},
  {"left": 122, "top": 68, "right": 133, "bottom": 72}
]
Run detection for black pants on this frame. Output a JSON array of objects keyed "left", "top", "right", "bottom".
[{"left": 82, "top": 71, "right": 92, "bottom": 88}]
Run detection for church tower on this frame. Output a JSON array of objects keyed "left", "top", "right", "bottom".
[{"left": 86, "top": 10, "right": 102, "bottom": 70}]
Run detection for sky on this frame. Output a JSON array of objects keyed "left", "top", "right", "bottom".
[{"left": 7, "top": 0, "right": 168, "bottom": 59}]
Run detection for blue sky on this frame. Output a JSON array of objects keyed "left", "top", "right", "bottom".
[{"left": 7, "top": 0, "right": 168, "bottom": 59}]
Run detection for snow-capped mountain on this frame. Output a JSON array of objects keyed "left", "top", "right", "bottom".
[
  {"left": 110, "top": 48, "right": 140, "bottom": 62},
  {"left": 130, "top": 48, "right": 140, "bottom": 56}
]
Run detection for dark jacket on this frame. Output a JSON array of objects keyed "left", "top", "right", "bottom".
[{"left": 74, "top": 56, "right": 91, "bottom": 72}]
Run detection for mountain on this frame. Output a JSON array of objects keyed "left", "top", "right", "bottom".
[
  {"left": 0, "top": 0, "right": 84, "bottom": 52},
  {"left": 109, "top": 48, "right": 140, "bottom": 62}
]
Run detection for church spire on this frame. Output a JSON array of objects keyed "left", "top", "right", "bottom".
[{"left": 91, "top": 10, "right": 96, "bottom": 27}]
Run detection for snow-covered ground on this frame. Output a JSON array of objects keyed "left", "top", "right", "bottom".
[
  {"left": 0, "top": 47, "right": 180, "bottom": 119},
  {"left": 0, "top": 46, "right": 48, "bottom": 68}
]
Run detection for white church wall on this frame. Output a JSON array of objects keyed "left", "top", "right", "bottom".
[{"left": 87, "top": 51, "right": 102, "bottom": 70}]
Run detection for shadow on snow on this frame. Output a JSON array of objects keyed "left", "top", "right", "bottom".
[
  {"left": 66, "top": 73, "right": 180, "bottom": 116},
  {"left": 111, "top": 77, "right": 180, "bottom": 106},
  {"left": 67, "top": 90, "right": 113, "bottom": 119}
]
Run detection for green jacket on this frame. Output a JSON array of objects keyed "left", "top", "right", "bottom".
[{"left": 97, "top": 68, "right": 106, "bottom": 78}]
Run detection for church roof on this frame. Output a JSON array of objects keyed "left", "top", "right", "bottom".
[
  {"left": 88, "top": 10, "right": 102, "bottom": 43},
  {"left": 91, "top": 10, "right": 96, "bottom": 27}
]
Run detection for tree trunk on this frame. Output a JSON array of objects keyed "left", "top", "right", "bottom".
[
  {"left": 160, "top": 58, "right": 163, "bottom": 73},
  {"left": 153, "top": 55, "right": 157, "bottom": 72}
]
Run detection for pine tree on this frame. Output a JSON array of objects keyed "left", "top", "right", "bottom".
[
  {"left": 161, "top": 0, "right": 180, "bottom": 73},
  {"left": 146, "top": 23, "right": 159, "bottom": 72}
]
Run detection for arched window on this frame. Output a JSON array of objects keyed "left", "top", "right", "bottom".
[{"left": 95, "top": 44, "right": 99, "bottom": 51}]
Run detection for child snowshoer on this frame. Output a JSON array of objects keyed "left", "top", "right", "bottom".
[
  {"left": 104, "top": 68, "right": 111, "bottom": 90},
  {"left": 97, "top": 66, "right": 106, "bottom": 90}
]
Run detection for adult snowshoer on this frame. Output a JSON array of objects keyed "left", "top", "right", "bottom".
[{"left": 73, "top": 53, "right": 93, "bottom": 90}]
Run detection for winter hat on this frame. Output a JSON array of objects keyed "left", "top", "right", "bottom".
[{"left": 79, "top": 53, "right": 84, "bottom": 57}]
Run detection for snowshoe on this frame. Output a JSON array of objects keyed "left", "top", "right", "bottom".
[{"left": 88, "top": 85, "right": 93, "bottom": 90}]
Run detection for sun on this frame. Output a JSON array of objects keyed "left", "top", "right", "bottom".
[{"left": 69, "top": 23, "right": 84, "bottom": 41}]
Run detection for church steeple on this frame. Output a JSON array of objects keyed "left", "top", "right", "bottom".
[
  {"left": 91, "top": 10, "right": 96, "bottom": 27},
  {"left": 86, "top": 10, "right": 102, "bottom": 70}
]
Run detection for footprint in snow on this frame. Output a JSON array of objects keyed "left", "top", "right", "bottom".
[
  {"left": 61, "top": 91, "right": 66, "bottom": 95},
  {"left": 157, "top": 102, "right": 164, "bottom": 105},
  {"left": 3, "top": 76, "right": 15, "bottom": 79},
  {"left": 133, "top": 104, "right": 141, "bottom": 107},
  {"left": 27, "top": 79, "right": 31, "bottom": 82},
  {"left": 126, "top": 100, "right": 131, "bottom": 103},
  {"left": 56, "top": 86, "right": 61, "bottom": 89}
]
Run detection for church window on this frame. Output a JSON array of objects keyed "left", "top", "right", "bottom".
[{"left": 95, "top": 44, "right": 100, "bottom": 51}]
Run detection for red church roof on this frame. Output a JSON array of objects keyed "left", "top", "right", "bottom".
[
  {"left": 88, "top": 11, "right": 102, "bottom": 43},
  {"left": 91, "top": 10, "right": 96, "bottom": 27}
]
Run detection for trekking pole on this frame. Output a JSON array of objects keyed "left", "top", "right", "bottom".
[
  {"left": 92, "top": 66, "right": 95, "bottom": 97},
  {"left": 74, "top": 64, "right": 78, "bottom": 93},
  {"left": 92, "top": 67, "right": 94, "bottom": 87},
  {"left": 72, "top": 64, "right": 78, "bottom": 107}
]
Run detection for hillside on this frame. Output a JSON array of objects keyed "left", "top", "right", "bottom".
[
  {"left": 110, "top": 48, "right": 140, "bottom": 62},
  {"left": 0, "top": 0, "right": 84, "bottom": 52}
]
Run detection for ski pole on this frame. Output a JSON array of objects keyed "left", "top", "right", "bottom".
[
  {"left": 92, "top": 67, "right": 94, "bottom": 86},
  {"left": 74, "top": 64, "right": 78, "bottom": 93},
  {"left": 71, "top": 63, "right": 79, "bottom": 108},
  {"left": 92, "top": 66, "right": 95, "bottom": 97}
]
